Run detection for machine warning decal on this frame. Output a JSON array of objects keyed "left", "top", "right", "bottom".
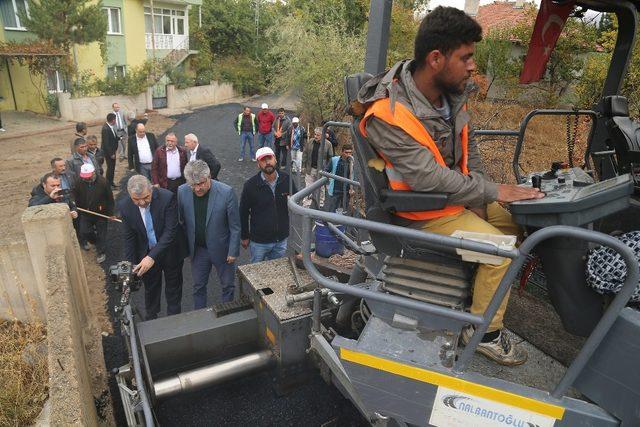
[{"left": 429, "top": 386, "right": 556, "bottom": 427}]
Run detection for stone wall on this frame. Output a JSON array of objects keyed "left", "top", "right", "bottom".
[
  {"left": 57, "top": 88, "right": 153, "bottom": 122},
  {"left": 167, "top": 81, "right": 237, "bottom": 110}
]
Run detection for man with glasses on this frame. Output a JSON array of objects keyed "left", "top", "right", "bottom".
[{"left": 177, "top": 160, "right": 240, "bottom": 308}]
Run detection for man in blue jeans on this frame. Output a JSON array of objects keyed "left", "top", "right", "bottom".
[
  {"left": 240, "top": 147, "right": 298, "bottom": 263},
  {"left": 234, "top": 106, "right": 257, "bottom": 161}
]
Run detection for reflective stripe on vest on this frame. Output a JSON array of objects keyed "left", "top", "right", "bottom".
[
  {"left": 237, "top": 112, "right": 256, "bottom": 134},
  {"left": 359, "top": 98, "right": 469, "bottom": 221}
]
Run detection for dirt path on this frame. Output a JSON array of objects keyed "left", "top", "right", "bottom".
[{"left": 0, "top": 112, "right": 175, "bottom": 425}]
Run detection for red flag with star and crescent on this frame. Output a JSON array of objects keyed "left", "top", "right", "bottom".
[{"left": 519, "top": 0, "right": 576, "bottom": 84}]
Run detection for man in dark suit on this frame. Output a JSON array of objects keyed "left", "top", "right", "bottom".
[
  {"left": 128, "top": 123, "right": 158, "bottom": 180},
  {"left": 184, "top": 133, "right": 221, "bottom": 180},
  {"left": 151, "top": 132, "right": 188, "bottom": 193},
  {"left": 119, "top": 175, "right": 184, "bottom": 320},
  {"left": 178, "top": 160, "right": 240, "bottom": 308},
  {"left": 101, "top": 113, "right": 119, "bottom": 188}
]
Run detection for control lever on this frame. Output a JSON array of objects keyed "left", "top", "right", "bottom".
[{"left": 531, "top": 175, "right": 542, "bottom": 190}]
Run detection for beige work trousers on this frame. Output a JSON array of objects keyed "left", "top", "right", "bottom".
[{"left": 421, "top": 202, "right": 520, "bottom": 332}]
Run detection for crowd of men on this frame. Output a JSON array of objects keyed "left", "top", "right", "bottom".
[{"left": 27, "top": 100, "right": 353, "bottom": 323}]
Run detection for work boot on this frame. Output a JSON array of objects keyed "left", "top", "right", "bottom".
[{"left": 461, "top": 326, "right": 528, "bottom": 366}]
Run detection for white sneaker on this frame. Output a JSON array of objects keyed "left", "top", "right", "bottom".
[
  {"left": 251, "top": 158, "right": 257, "bottom": 162},
  {"left": 238, "top": 158, "right": 244, "bottom": 162},
  {"left": 0, "top": 128, "right": 5, "bottom": 132}
]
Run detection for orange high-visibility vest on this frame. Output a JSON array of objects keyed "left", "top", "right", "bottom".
[{"left": 359, "top": 97, "right": 469, "bottom": 221}]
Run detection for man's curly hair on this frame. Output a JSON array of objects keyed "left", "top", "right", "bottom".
[{"left": 414, "top": 6, "right": 483, "bottom": 68}]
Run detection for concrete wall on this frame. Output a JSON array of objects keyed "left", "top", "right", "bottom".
[
  {"left": 0, "top": 62, "right": 49, "bottom": 114},
  {"left": 21, "top": 204, "right": 106, "bottom": 425},
  {"left": 58, "top": 88, "right": 153, "bottom": 122},
  {"left": 166, "top": 81, "right": 237, "bottom": 110},
  {"left": 0, "top": 238, "right": 43, "bottom": 322}
]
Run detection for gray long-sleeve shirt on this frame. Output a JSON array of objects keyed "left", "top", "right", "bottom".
[{"left": 358, "top": 60, "right": 498, "bottom": 208}]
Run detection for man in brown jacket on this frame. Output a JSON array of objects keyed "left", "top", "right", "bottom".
[
  {"left": 357, "top": 6, "right": 543, "bottom": 366},
  {"left": 151, "top": 132, "right": 188, "bottom": 193}
]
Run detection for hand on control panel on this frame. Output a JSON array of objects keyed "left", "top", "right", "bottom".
[{"left": 497, "top": 184, "right": 545, "bottom": 203}]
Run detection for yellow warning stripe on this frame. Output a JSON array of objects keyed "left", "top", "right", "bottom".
[{"left": 340, "top": 348, "right": 565, "bottom": 420}]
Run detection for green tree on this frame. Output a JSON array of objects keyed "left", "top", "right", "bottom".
[
  {"left": 387, "top": 3, "right": 420, "bottom": 66},
  {"left": 474, "top": 27, "right": 518, "bottom": 95},
  {"left": 268, "top": 15, "right": 365, "bottom": 123},
  {"left": 21, "top": 0, "right": 107, "bottom": 76},
  {"left": 479, "top": 8, "right": 598, "bottom": 104},
  {"left": 286, "top": 0, "right": 368, "bottom": 35}
]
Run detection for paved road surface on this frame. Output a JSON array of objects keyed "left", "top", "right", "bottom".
[{"left": 102, "top": 102, "right": 365, "bottom": 426}]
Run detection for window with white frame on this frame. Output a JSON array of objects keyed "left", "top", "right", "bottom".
[
  {"left": 0, "top": 0, "right": 30, "bottom": 30},
  {"left": 46, "top": 70, "right": 69, "bottom": 93},
  {"left": 144, "top": 7, "right": 186, "bottom": 35},
  {"left": 107, "top": 65, "right": 126, "bottom": 79},
  {"left": 103, "top": 7, "right": 122, "bottom": 35}
]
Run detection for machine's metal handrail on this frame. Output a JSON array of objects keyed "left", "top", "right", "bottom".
[
  {"left": 313, "top": 121, "right": 355, "bottom": 208},
  {"left": 318, "top": 170, "right": 361, "bottom": 187},
  {"left": 290, "top": 178, "right": 518, "bottom": 325},
  {"left": 456, "top": 226, "right": 639, "bottom": 389},
  {"left": 512, "top": 109, "right": 598, "bottom": 183},
  {"left": 290, "top": 179, "right": 639, "bottom": 399},
  {"left": 124, "top": 306, "right": 154, "bottom": 427},
  {"left": 475, "top": 129, "right": 520, "bottom": 137}
]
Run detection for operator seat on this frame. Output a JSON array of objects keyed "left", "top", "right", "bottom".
[
  {"left": 603, "top": 95, "right": 640, "bottom": 190},
  {"left": 344, "top": 73, "right": 472, "bottom": 309}
]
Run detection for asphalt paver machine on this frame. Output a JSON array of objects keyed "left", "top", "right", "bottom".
[{"left": 114, "top": 1, "right": 640, "bottom": 425}]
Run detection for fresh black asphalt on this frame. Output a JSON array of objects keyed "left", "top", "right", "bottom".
[{"left": 101, "top": 102, "right": 365, "bottom": 426}]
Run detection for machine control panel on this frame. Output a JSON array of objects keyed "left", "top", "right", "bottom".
[{"left": 510, "top": 165, "right": 633, "bottom": 227}]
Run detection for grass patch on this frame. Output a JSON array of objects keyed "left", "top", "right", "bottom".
[
  {"left": 470, "top": 99, "right": 592, "bottom": 184},
  {"left": 0, "top": 320, "right": 48, "bottom": 426}
]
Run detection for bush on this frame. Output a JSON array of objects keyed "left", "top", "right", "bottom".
[
  {"left": 166, "top": 68, "right": 195, "bottom": 89},
  {"left": 267, "top": 16, "right": 365, "bottom": 124},
  {"left": 45, "top": 92, "right": 59, "bottom": 116},
  {"left": 575, "top": 53, "right": 610, "bottom": 108},
  {"left": 70, "top": 60, "right": 162, "bottom": 97},
  {"left": 212, "top": 55, "right": 267, "bottom": 95}
]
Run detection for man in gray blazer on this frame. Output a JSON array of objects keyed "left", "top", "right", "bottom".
[{"left": 177, "top": 160, "right": 240, "bottom": 308}]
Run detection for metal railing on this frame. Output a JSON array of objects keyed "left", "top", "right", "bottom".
[
  {"left": 123, "top": 306, "right": 154, "bottom": 427},
  {"left": 289, "top": 173, "right": 639, "bottom": 400}
]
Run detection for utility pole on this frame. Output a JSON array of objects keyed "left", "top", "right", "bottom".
[{"left": 255, "top": 0, "right": 260, "bottom": 59}]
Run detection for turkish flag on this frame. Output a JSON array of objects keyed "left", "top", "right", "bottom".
[{"left": 519, "top": 0, "right": 576, "bottom": 84}]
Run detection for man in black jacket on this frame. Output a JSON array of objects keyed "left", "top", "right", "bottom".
[
  {"left": 74, "top": 164, "right": 114, "bottom": 263},
  {"left": 127, "top": 123, "right": 158, "bottom": 179},
  {"left": 101, "top": 113, "right": 119, "bottom": 188},
  {"left": 28, "top": 173, "right": 78, "bottom": 221},
  {"left": 240, "top": 147, "right": 297, "bottom": 263},
  {"left": 184, "top": 133, "right": 221, "bottom": 180},
  {"left": 118, "top": 174, "right": 185, "bottom": 320}
]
